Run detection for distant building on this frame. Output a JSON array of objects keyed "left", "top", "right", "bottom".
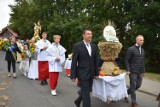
[{"left": 0, "top": 28, "right": 18, "bottom": 39}]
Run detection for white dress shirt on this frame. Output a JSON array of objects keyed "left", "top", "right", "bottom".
[
  {"left": 136, "top": 44, "right": 141, "bottom": 54},
  {"left": 84, "top": 41, "right": 91, "bottom": 56}
]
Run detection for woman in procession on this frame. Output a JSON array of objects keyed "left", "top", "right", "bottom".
[
  {"left": 46, "top": 35, "right": 66, "bottom": 96},
  {"left": 4, "top": 37, "right": 22, "bottom": 78}
]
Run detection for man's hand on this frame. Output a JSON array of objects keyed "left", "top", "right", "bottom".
[
  {"left": 71, "top": 79, "right": 76, "bottom": 82},
  {"left": 55, "top": 57, "right": 60, "bottom": 62},
  {"left": 98, "top": 67, "right": 101, "bottom": 71},
  {"left": 94, "top": 76, "right": 99, "bottom": 80},
  {"left": 43, "top": 46, "right": 48, "bottom": 50},
  {"left": 126, "top": 71, "right": 131, "bottom": 75}
]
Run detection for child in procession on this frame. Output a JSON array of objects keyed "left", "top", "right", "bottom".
[
  {"left": 64, "top": 54, "right": 72, "bottom": 77},
  {"left": 19, "top": 45, "right": 31, "bottom": 76},
  {"left": 46, "top": 35, "right": 66, "bottom": 96}
]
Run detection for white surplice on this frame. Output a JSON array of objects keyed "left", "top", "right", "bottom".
[
  {"left": 46, "top": 43, "right": 66, "bottom": 72},
  {"left": 35, "top": 39, "right": 51, "bottom": 61},
  {"left": 64, "top": 58, "right": 72, "bottom": 69}
]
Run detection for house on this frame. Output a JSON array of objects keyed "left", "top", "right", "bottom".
[{"left": 0, "top": 28, "right": 18, "bottom": 39}]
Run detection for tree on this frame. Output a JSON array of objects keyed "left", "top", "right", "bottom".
[{"left": 8, "top": 0, "right": 160, "bottom": 72}]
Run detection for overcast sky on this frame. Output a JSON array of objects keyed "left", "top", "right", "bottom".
[{"left": 0, "top": 0, "right": 15, "bottom": 31}]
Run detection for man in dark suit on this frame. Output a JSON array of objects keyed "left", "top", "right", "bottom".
[
  {"left": 71, "top": 29, "right": 99, "bottom": 107},
  {"left": 125, "top": 35, "right": 145, "bottom": 107}
]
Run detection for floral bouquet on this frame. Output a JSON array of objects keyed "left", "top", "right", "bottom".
[
  {"left": 21, "top": 51, "right": 29, "bottom": 59},
  {"left": 29, "top": 43, "right": 36, "bottom": 53},
  {"left": 29, "top": 42, "right": 38, "bottom": 60},
  {"left": 0, "top": 40, "right": 3, "bottom": 50},
  {"left": 2, "top": 41, "right": 10, "bottom": 51},
  {"left": 2, "top": 40, "right": 17, "bottom": 60}
]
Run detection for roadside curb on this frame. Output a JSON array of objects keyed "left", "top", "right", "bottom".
[{"left": 127, "top": 85, "right": 157, "bottom": 98}]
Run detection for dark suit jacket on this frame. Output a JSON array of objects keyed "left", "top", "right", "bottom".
[
  {"left": 71, "top": 41, "right": 99, "bottom": 81},
  {"left": 5, "top": 43, "right": 22, "bottom": 61},
  {"left": 125, "top": 45, "right": 145, "bottom": 74}
]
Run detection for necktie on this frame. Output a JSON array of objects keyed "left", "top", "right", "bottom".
[
  {"left": 139, "top": 46, "right": 141, "bottom": 54},
  {"left": 86, "top": 44, "right": 91, "bottom": 56}
]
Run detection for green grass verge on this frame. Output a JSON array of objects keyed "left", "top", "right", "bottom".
[
  {"left": 144, "top": 72, "right": 160, "bottom": 81},
  {"left": 121, "top": 69, "right": 160, "bottom": 81}
]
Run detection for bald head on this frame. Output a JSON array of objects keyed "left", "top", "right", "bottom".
[{"left": 136, "top": 35, "right": 144, "bottom": 46}]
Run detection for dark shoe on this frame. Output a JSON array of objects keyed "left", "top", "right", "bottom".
[
  {"left": 124, "top": 97, "right": 129, "bottom": 103},
  {"left": 77, "top": 90, "right": 81, "bottom": 95},
  {"left": 44, "top": 80, "right": 48, "bottom": 85},
  {"left": 131, "top": 103, "right": 138, "bottom": 107},
  {"left": 156, "top": 93, "right": 160, "bottom": 101},
  {"left": 40, "top": 81, "right": 45, "bottom": 85},
  {"left": 111, "top": 101, "right": 116, "bottom": 103},
  {"left": 74, "top": 100, "right": 80, "bottom": 107},
  {"left": 127, "top": 89, "right": 130, "bottom": 95},
  {"left": 74, "top": 96, "right": 82, "bottom": 107}
]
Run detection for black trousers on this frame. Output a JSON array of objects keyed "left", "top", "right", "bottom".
[
  {"left": 7, "top": 60, "right": 16, "bottom": 73},
  {"left": 76, "top": 78, "right": 93, "bottom": 107},
  {"left": 128, "top": 73, "right": 142, "bottom": 103}
]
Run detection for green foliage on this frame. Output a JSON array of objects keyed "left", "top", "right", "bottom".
[{"left": 8, "top": 0, "right": 160, "bottom": 73}]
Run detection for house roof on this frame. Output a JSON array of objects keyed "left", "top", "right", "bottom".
[{"left": 0, "top": 28, "right": 18, "bottom": 38}]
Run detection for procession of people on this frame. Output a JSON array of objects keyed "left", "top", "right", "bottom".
[{"left": 0, "top": 27, "right": 151, "bottom": 107}]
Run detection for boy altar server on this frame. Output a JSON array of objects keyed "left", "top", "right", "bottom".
[
  {"left": 64, "top": 54, "right": 72, "bottom": 77},
  {"left": 46, "top": 35, "right": 66, "bottom": 96},
  {"left": 35, "top": 32, "right": 51, "bottom": 85}
]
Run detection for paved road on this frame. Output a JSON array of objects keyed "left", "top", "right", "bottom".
[
  {"left": 126, "top": 74, "right": 160, "bottom": 97},
  {"left": 0, "top": 51, "right": 158, "bottom": 107}
]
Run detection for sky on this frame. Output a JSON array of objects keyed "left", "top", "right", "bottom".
[{"left": 0, "top": 0, "right": 15, "bottom": 31}]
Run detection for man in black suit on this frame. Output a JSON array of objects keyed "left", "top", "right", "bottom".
[
  {"left": 125, "top": 35, "right": 145, "bottom": 107},
  {"left": 71, "top": 30, "right": 99, "bottom": 107}
]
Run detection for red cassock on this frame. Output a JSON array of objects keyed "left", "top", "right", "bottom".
[
  {"left": 38, "top": 61, "right": 49, "bottom": 80},
  {"left": 65, "top": 69, "right": 71, "bottom": 76}
]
